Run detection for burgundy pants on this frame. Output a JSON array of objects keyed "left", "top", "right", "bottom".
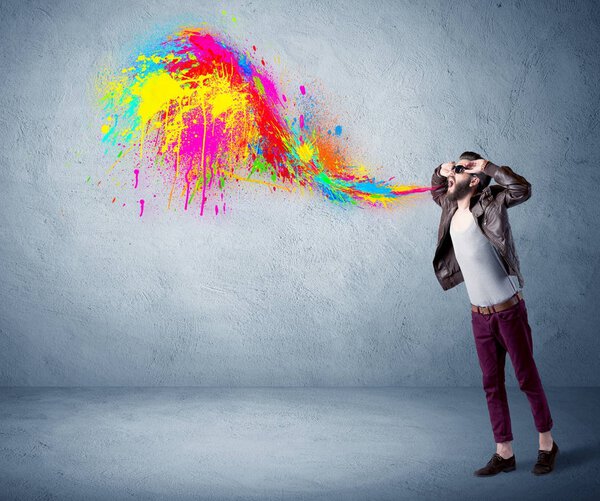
[{"left": 471, "top": 298, "right": 553, "bottom": 443}]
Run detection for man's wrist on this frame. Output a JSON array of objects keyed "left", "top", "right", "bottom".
[
  {"left": 483, "top": 160, "right": 499, "bottom": 177},
  {"left": 434, "top": 164, "right": 448, "bottom": 180}
]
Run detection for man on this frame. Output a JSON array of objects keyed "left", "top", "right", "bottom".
[{"left": 431, "top": 152, "right": 558, "bottom": 476}]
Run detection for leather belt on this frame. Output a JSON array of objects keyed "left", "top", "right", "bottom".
[{"left": 471, "top": 291, "right": 524, "bottom": 315}]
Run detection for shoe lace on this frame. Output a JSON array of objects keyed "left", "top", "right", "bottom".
[{"left": 537, "top": 450, "right": 551, "bottom": 462}]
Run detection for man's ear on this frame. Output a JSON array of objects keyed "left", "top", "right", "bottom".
[{"left": 470, "top": 176, "right": 480, "bottom": 189}]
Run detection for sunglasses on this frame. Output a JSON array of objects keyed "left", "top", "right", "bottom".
[{"left": 452, "top": 164, "right": 471, "bottom": 174}]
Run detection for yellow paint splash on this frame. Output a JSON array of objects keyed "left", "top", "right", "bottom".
[
  {"left": 134, "top": 72, "right": 187, "bottom": 124},
  {"left": 211, "top": 93, "right": 235, "bottom": 117},
  {"left": 297, "top": 142, "right": 314, "bottom": 163}
]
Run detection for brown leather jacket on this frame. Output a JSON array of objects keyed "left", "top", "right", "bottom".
[{"left": 431, "top": 161, "right": 532, "bottom": 291}]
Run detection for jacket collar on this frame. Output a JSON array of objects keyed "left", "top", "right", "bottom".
[
  {"left": 447, "top": 187, "right": 492, "bottom": 218},
  {"left": 469, "top": 188, "right": 494, "bottom": 218},
  {"left": 470, "top": 195, "right": 484, "bottom": 217}
]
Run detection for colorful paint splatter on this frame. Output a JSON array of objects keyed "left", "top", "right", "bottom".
[{"left": 98, "top": 27, "right": 432, "bottom": 216}]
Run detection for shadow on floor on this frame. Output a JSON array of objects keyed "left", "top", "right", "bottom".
[{"left": 558, "top": 441, "right": 600, "bottom": 470}]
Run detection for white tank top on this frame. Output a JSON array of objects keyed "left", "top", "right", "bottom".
[{"left": 450, "top": 210, "right": 519, "bottom": 307}]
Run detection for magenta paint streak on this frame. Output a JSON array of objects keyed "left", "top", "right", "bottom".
[
  {"left": 139, "top": 199, "right": 145, "bottom": 217},
  {"left": 282, "top": 94, "right": 287, "bottom": 102},
  {"left": 134, "top": 168, "right": 140, "bottom": 188},
  {"left": 300, "top": 85, "right": 306, "bottom": 95},
  {"left": 299, "top": 114, "right": 304, "bottom": 129},
  {"left": 215, "top": 204, "right": 219, "bottom": 215}
]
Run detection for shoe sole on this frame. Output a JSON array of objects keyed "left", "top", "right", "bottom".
[{"left": 474, "top": 464, "right": 516, "bottom": 477}]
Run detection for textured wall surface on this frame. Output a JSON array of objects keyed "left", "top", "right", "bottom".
[{"left": 1, "top": 0, "right": 599, "bottom": 386}]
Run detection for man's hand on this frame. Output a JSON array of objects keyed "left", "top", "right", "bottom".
[
  {"left": 439, "top": 161, "right": 455, "bottom": 178},
  {"left": 463, "top": 159, "right": 489, "bottom": 174}
]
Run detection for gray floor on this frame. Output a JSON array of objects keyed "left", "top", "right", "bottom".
[{"left": 0, "top": 388, "right": 598, "bottom": 500}]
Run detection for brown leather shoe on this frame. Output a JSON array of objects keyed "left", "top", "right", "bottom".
[
  {"left": 532, "top": 441, "right": 559, "bottom": 475},
  {"left": 474, "top": 453, "right": 516, "bottom": 476}
]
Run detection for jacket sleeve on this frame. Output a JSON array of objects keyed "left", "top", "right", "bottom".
[
  {"left": 431, "top": 164, "right": 448, "bottom": 207},
  {"left": 484, "top": 162, "right": 532, "bottom": 208}
]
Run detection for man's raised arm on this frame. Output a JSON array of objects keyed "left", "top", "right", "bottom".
[
  {"left": 464, "top": 160, "right": 532, "bottom": 208},
  {"left": 431, "top": 162, "right": 454, "bottom": 207}
]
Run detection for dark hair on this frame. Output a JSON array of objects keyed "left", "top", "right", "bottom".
[{"left": 459, "top": 151, "right": 491, "bottom": 193}]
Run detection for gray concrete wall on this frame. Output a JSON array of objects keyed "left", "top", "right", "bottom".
[{"left": 1, "top": 0, "right": 599, "bottom": 386}]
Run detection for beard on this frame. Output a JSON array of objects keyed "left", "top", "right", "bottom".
[{"left": 447, "top": 177, "right": 473, "bottom": 201}]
